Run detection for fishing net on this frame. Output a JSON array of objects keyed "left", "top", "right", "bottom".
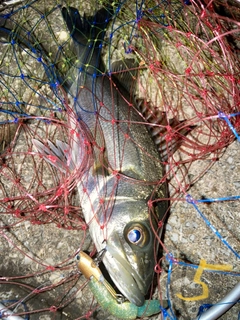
[{"left": 0, "top": 0, "right": 239, "bottom": 319}]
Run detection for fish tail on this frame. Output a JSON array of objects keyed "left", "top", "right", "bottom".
[{"left": 61, "top": 5, "right": 113, "bottom": 73}]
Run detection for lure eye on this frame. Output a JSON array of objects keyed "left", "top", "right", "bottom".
[{"left": 124, "top": 223, "right": 150, "bottom": 247}]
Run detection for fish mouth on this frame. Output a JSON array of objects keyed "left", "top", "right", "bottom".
[{"left": 104, "top": 230, "right": 154, "bottom": 307}]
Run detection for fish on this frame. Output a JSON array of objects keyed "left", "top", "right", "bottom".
[{"left": 33, "top": 5, "right": 169, "bottom": 307}]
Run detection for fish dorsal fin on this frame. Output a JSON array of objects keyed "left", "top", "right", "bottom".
[
  {"left": 110, "top": 58, "right": 139, "bottom": 93},
  {"left": 135, "top": 99, "right": 195, "bottom": 162}
]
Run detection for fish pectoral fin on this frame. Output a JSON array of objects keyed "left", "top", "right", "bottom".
[
  {"left": 32, "top": 139, "right": 75, "bottom": 173},
  {"left": 92, "top": 162, "right": 109, "bottom": 176},
  {"left": 92, "top": 150, "right": 110, "bottom": 177}
]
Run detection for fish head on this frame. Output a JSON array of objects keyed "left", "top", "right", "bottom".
[{"left": 99, "top": 198, "right": 164, "bottom": 307}]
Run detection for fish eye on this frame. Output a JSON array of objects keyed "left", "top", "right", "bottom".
[
  {"left": 124, "top": 223, "right": 150, "bottom": 247},
  {"left": 128, "top": 228, "right": 142, "bottom": 243}
]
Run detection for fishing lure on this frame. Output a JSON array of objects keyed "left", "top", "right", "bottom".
[{"left": 76, "top": 251, "right": 162, "bottom": 320}]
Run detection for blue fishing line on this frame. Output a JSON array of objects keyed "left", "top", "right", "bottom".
[
  {"left": 197, "top": 195, "right": 240, "bottom": 203},
  {"left": 0, "top": 34, "right": 63, "bottom": 113},
  {"left": 228, "top": 111, "right": 240, "bottom": 118},
  {"left": 160, "top": 306, "right": 176, "bottom": 320},
  {"left": 197, "top": 300, "right": 240, "bottom": 319},
  {"left": 0, "top": 76, "right": 25, "bottom": 114},
  {"left": 177, "top": 260, "right": 240, "bottom": 277},
  {"left": 121, "top": 0, "right": 142, "bottom": 53},
  {"left": 12, "top": 45, "right": 57, "bottom": 106},
  {"left": 145, "top": 0, "right": 186, "bottom": 26},
  {"left": 186, "top": 194, "right": 240, "bottom": 259},
  {"left": 108, "top": 14, "right": 138, "bottom": 56},
  {"left": 1, "top": 6, "right": 66, "bottom": 110},
  {"left": 218, "top": 111, "right": 240, "bottom": 141},
  {"left": 166, "top": 253, "right": 178, "bottom": 320},
  {"left": 135, "top": 0, "right": 145, "bottom": 23},
  {"left": 165, "top": 253, "right": 239, "bottom": 320},
  {"left": 196, "top": 304, "right": 213, "bottom": 319},
  {"left": 0, "top": 108, "right": 28, "bottom": 118}
]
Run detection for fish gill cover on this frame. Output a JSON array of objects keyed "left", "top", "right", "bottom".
[{"left": 0, "top": 0, "right": 239, "bottom": 319}]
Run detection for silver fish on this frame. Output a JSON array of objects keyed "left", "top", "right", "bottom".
[
  {"left": 1, "top": 4, "right": 168, "bottom": 306},
  {"left": 48, "top": 6, "right": 168, "bottom": 306}
]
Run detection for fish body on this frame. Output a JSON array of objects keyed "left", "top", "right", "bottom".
[{"left": 60, "top": 6, "right": 168, "bottom": 306}]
